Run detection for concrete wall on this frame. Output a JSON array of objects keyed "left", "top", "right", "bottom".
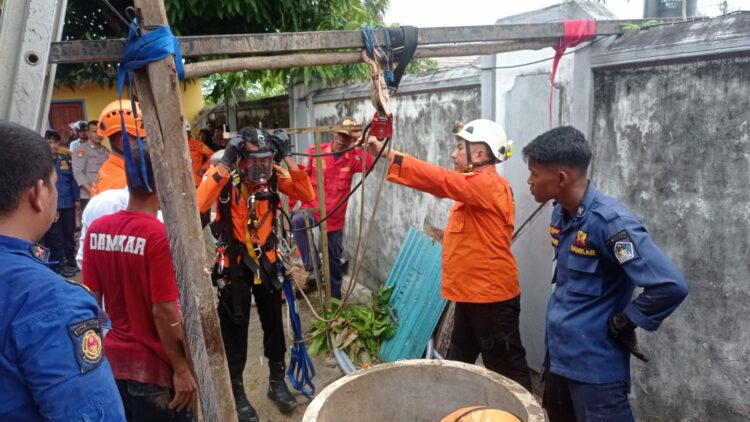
[
  {"left": 591, "top": 56, "right": 750, "bottom": 422},
  {"left": 289, "top": 67, "right": 482, "bottom": 290},
  {"left": 485, "top": 1, "right": 616, "bottom": 371}
]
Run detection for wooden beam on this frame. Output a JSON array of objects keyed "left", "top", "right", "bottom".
[
  {"left": 49, "top": 20, "right": 657, "bottom": 64},
  {"left": 183, "top": 40, "right": 554, "bottom": 79},
  {"left": 130, "top": 2, "right": 237, "bottom": 421}
]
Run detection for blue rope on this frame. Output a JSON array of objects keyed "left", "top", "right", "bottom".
[
  {"left": 116, "top": 18, "right": 184, "bottom": 190},
  {"left": 361, "top": 26, "right": 395, "bottom": 84},
  {"left": 361, "top": 26, "right": 378, "bottom": 60},
  {"left": 380, "top": 27, "right": 395, "bottom": 84},
  {"left": 278, "top": 261, "right": 316, "bottom": 398}
]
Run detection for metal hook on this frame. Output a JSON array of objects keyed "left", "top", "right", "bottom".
[{"left": 96, "top": 0, "right": 132, "bottom": 29}]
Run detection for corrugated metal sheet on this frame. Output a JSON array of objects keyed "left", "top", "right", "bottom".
[{"left": 380, "top": 228, "right": 446, "bottom": 362}]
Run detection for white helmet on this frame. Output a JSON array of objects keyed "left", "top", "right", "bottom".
[
  {"left": 455, "top": 119, "right": 513, "bottom": 163},
  {"left": 184, "top": 120, "right": 192, "bottom": 132}
]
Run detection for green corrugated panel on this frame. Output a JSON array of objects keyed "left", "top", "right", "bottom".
[{"left": 380, "top": 228, "right": 446, "bottom": 362}]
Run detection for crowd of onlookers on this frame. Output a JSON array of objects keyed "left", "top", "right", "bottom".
[{"left": 42, "top": 117, "right": 222, "bottom": 277}]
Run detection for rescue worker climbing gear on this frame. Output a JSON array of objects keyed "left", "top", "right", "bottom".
[
  {"left": 455, "top": 119, "right": 514, "bottom": 172},
  {"left": 199, "top": 124, "right": 314, "bottom": 419}
]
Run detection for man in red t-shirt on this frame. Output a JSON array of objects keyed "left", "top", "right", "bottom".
[
  {"left": 83, "top": 145, "right": 197, "bottom": 421},
  {"left": 291, "top": 117, "right": 374, "bottom": 299}
]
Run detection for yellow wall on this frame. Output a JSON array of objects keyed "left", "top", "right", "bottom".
[{"left": 51, "top": 79, "right": 205, "bottom": 127}]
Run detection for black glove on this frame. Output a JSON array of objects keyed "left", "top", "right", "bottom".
[
  {"left": 609, "top": 312, "right": 649, "bottom": 362},
  {"left": 220, "top": 135, "right": 245, "bottom": 169},
  {"left": 271, "top": 129, "right": 292, "bottom": 163}
]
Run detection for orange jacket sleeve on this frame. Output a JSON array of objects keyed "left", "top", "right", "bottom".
[
  {"left": 196, "top": 165, "right": 230, "bottom": 213},
  {"left": 277, "top": 163, "right": 315, "bottom": 203},
  {"left": 200, "top": 144, "right": 213, "bottom": 172},
  {"left": 386, "top": 153, "right": 508, "bottom": 210}
]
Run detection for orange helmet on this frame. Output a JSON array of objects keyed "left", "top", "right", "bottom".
[
  {"left": 98, "top": 100, "right": 147, "bottom": 138},
  {"left": 440, "top": 406, "right": 522, "bottom": 422}
]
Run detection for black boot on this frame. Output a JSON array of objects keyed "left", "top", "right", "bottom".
[
  {"left": 62, "top": 259, "right": 79, "bottom": 276},
  {"left": 267, "top": 361, "right": 297, "bottom": 414},
  {"left": 231, "top": 379, "right": 259, "bottom": 422},
  {"left": 59, "top": 260, "right": 77, "bottom": 278}
]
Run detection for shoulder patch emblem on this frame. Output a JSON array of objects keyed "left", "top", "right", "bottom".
[
  {"left": 29, "top": 244, "right": 50, "bottom": 263},
  {"left": 614, "top": 241, "right": 636, "bottom": 264},
  {"left": 68, "top": 318, "right": 104, "bottom": 373},
  {"left": 607, "top": 229, "right": 638, "bottom": 264}
]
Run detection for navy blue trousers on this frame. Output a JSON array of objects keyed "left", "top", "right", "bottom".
[
  {"left": 543, "top": 357, "right": 635, "bottom": 422},
  {"left": 43, "top": 207, "right": 76, "bottom": 265},
  {"left": 291, "top": 212, "right": 344, "bottom": 299}
]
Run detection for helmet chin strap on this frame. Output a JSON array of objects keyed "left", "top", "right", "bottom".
[
  {"left": 463, "top": 142, "right": 496, "bottom": 172},
  {"left": 464, "top": 142, "right": 475, "bottom": 172}
]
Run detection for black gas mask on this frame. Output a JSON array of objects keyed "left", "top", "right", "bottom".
[{"left": 238, "top": 128, "right": 275, "bottom": 200}]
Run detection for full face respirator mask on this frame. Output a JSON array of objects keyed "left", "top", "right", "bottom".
[{"left": 238, "top": 128, "right": 274, "bottom": 200}]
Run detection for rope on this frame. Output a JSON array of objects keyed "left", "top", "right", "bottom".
[
  {"left": 278, "top": 261, "right": 316, "bottom": 398},
  {"left": 116, "top": 18, "right": 184, "bottom": 191},
  {"left": 361, "top": 26, "right": 379, "bottom": 60},
  {"left": 279, "top": 132, "right": 392, "bottom": 324}
]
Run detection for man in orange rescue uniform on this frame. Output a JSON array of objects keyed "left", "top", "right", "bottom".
[
  {"left": 197, "top": 126, "right": 314, "bottom": 422},
  {"left": 186, "top": 121, "right": 213, "bottom": 188},
  {"left": 90, "top": 100, "right": 147, "bottom": 197},
  {"left": 367, "top": 119, "right": 532, "bottom": 390}
]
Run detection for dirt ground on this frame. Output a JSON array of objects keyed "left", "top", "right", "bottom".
[{"left": 242, "top": 293, "right": 345, "bottom": 422}]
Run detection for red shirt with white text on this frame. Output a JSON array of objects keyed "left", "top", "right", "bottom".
[{"left": 82, "top": 210, "right": 179, "bottom": 387}]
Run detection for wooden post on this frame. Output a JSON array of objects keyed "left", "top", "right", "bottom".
[
  {"left": 313, "top": 132, "right": 333, "bottom": 311},
  {"left": 130, "top": 2, "right": 236, "bottom": 421},
  {"left": 302, "top": 209, "right": 326, "bottom": 310}
]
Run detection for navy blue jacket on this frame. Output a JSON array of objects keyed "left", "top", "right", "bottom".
[
  {"left": 547, "top": 183, "right": 688, "bottom": 384},
  {"left": 55, "top": 148, "right": 80, "bottom": 209},
  {"left": 0, "top": 234, "right": 125, "bottom": 420}
]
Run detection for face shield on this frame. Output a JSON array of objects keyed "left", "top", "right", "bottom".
[{"left": 238, "top": 151, "right": 274, "bottom": 186}]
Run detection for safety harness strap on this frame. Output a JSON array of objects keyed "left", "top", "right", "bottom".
[{"left": 383, "top": 26, "right": 418, "bottom": 91}]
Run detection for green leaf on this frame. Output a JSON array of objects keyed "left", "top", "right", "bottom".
[
  {"left": 383, "top": 325, "right": 397, "bottom": 340},
  {"left": 308, "top": 335, "right": 326, "bottom": 356}
]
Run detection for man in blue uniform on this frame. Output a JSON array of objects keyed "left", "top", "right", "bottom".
[
  {"left": 523, "top": 126, "right": 688, "bottom": 421},
  {"left": 43, "top": 129, "right": 81, "bottom": 277},
  {"left": 0, "top": 120, "right": 125, "bottom": 420}
]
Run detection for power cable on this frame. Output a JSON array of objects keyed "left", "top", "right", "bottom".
[{"left": 471, "top": 37, "right": 605, "bottom": 71}]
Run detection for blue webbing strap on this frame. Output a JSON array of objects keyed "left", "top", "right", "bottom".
[{"left": 116, "top": 18, "right": 184, "bottom": 190}]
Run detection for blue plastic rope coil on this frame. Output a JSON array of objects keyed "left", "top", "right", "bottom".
[{"left": 278, "top": 261, "right": 316, "bottom": 398}]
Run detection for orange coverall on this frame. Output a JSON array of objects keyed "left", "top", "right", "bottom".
[
  {"left": 386, "top": 153, "right": 519, "bottom": 303},
  {"left": 188, "top": 137, "right": 214, "bottom": 188},
  {"left": 197, "top": 163, "right": 315, "bottom": 265},
  {"left": 90, "top": 154, "right": 127, "bottom": 197}
]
